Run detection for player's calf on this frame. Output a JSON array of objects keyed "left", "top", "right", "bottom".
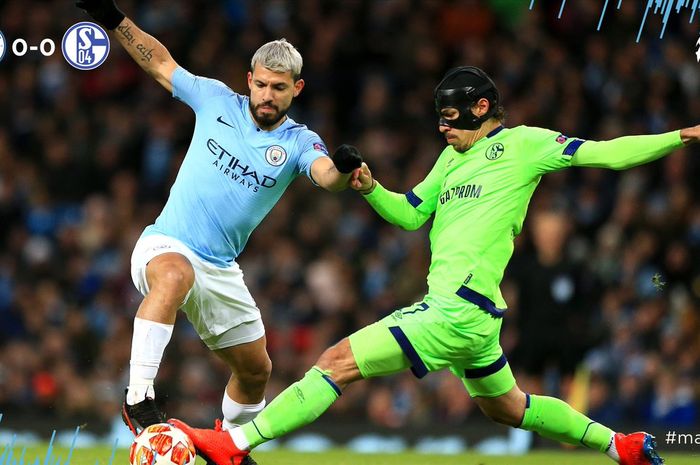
[{"left": 473, "top": 386, "right": 527, "bottom": 427}]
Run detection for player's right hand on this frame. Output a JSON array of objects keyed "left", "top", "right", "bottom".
[
  {"left": 352, "top": 163, "right": 376, "bottom": 194},
  {"left": 76, "top": 0, "right": 126, "bottom": 30},
  {"left": 680, "top": 124, "right": 700, "bottom": 145}
]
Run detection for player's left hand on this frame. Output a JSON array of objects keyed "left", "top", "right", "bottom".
[
  {"left": 76, "top": 0, "right": 126, "bottom": 30},
  {"left": 680, "top": 124, "right": 700, "bottom": 145},
  {"left": 332, "top": 144, "right": 363, "bottom": 174}
]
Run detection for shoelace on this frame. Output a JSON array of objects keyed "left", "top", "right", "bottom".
[{"left": 214, "top": 419, "right": 224, "bottom": 432}]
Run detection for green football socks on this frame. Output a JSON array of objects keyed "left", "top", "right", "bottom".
[
  {"left": 237, "top": 372, "right": 614, "bottom": 454},
  {"left": 240, "top": 366, "right": 341, "bottom": 449},
  {"left": 520, "top": 394, "right": 614, "bottom": 452}
]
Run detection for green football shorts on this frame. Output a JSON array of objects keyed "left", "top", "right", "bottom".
[{"left": 349, "top": 293, "right": 516, "bottom": 398}]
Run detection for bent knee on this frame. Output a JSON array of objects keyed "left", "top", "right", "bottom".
[
  {"left": 475, "top": 388, "right": 527, "bottom": 427},
  {"left": 161, "top": 268, "right": 193, "bottom": 290},
  {"left": 148, "top": 257, "right": 194, "bottom": 296},
  {"left": 316, "top": 339, "right": 361, "bottom": 387},
  {"left": 316, "top": 341, "right": 348, "bottom": 370},
  {"left": 237, "top": 358, "right": 272, "bottom": 388}
]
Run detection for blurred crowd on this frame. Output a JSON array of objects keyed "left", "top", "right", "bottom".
[{"left": 1, "top": 0, "right": 700, "bottom": 435}]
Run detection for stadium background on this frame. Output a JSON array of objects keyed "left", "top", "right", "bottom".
[{"left": 1, "top": 0, "right": 700, "bottom": 450}]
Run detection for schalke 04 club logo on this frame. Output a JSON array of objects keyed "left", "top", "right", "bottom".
[{"left": 62, "top": 22, "right": 110, "bottom": 70}]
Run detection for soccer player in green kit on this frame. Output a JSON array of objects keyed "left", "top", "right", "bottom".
[{"left": 171, "top": 66, "right": 700, "bottom": 465}]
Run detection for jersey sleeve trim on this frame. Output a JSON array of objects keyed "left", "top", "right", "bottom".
[
  {"left": 405, "top": 190, "right": 423, "bottom": 208},
  {"left": 563, "top": 139, "right": 586, "bottom": 156}
]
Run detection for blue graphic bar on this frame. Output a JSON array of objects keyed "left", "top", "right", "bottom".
[
  {"left": 106, "top": 439, "right": 118, "bottom": 465},
  {"left": 17, "top": 447, "right": 26, "bottom": 465},
  {"left": 1, "top": 434, "right": 17, "bottom": 465},
  {"left": 597, "top": 0, "right": 610, "bottom": 30},
  {"left": 530, "top": 0, "right": 700, "bottom": 42},
  {"left": 0, "top": 415, "right": 120, "bottom": 465},
  {"left": 63, "top": 427, "right": 80, "bottom": 465},
  {"left": 41, "top": 431, "right": 55, "bottom": 465}
]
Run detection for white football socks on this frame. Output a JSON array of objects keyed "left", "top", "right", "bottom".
[
  {"left": 606, "top": 432, "right": 620, "bottom": 462},
  {"left": 229, "top": 427, "right": 251, "bottom": 451},
  {"left": 127, "top": 317, "right": 174, "bottom": 405},
  {"left": 222, "top": 392, "right": 266, "bottom": 429}
]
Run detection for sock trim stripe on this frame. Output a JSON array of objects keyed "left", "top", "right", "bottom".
[
  {"left": 516, "top": 393, "right": 530, "bottom": 428},
  {"left": 251, "top": 420, "right": 273, "bottom": 441},
  {"left": 580, "top": 421, "right": 596, "bottom": 448},
  {"left": 321, "top": 374, "right": 342, "bottom": 397},
  {"left": 605, "top": 434, "right": 614, "bottom": 452}
]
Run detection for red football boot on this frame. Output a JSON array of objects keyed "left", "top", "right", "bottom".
[
  {"left": 168, "top": 418, "right": 249, "bottom": 465},
  {"left": 212, "top": 420, "right": 258, "bottom": 465},
  {"left": 614, "top": 432, "right": 664, "bottom": 465}
]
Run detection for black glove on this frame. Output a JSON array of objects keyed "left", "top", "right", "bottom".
[
  {"left": 331, "top": 144, "right": 363, "bottom": 174},
  {"left": 76, "top": 0, "right": 125, "bottom": 30}
]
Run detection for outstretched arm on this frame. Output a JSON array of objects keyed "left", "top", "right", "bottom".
[
  {"left": 680, "top": 125, "right": 700, "bottom": 145},
  {"left": 352, "top": 163, "right": 431, "bottom": 231},
  {"left": 571, "top": 125, "right": 699, "bottom": 170},
  {"left": 76, "top": 0, "right": 178, "bottom": 93},
  {"left": 311, "top": 145, "right": 363, "bottom": 192}
]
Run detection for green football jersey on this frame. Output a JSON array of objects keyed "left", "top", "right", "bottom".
[
  {"left": 364, "top": 126, "right": 681, "bottom": 316},
  {"left": 398, "top": 125, "right": 578, "bottom": 311}
]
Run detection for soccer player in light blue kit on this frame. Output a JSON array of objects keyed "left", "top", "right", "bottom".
[{"left": 75, "top": 0, "right": 363, "bottom": 445}]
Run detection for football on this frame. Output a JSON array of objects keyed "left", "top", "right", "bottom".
[{"left": 129, "top": 423, "right": 196, "bottom": 465}]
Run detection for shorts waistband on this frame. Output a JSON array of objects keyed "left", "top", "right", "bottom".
[{"left": 455, "top": 286, "right": 507, "bottom": 318}]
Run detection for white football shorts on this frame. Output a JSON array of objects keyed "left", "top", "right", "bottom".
[{"left": 130, "top": 234, "right": 264, "bottom": 350}]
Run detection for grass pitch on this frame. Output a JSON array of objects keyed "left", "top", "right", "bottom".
[{"left": 16, "top": 446, "right": 700, "bottom": 465}]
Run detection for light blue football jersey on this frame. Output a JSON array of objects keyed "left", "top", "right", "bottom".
[{"left": 142, "top": 67, "right": 329, "bottom": 267}]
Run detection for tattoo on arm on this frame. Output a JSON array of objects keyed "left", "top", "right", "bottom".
[
  {"left": 116, "top": 23, "right": 154, "bottom": 62},
  {"left": 135, "top": 43, "right": 154, "bottom": 62},
  {"left": 116, "top": 24, "right": 135, "bottom": 45}
]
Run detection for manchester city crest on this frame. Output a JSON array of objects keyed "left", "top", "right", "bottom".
[{"left": 265, "top": 145, "right": 287, "bottom": 166}]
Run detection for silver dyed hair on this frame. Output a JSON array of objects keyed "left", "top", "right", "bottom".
[{"left": 250, "top": 39, "right": 303, "bottom": 81}]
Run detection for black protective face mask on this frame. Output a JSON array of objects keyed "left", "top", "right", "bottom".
[{"left": 434, "top": 67, "right": 500, "bottom": 130}]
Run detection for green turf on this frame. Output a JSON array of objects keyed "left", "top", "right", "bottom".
[{"left": 13, "top": 446, "right": 700, "bottom": 465}]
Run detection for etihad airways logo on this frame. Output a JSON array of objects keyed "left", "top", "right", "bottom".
[{"left": 207, "top": 138, "right": 277, "bottom": 192}]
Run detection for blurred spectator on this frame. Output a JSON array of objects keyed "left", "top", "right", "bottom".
[
  {"left": 1, "top": 0, "right": 699, "bottom": 432},
  {"left": 509, "top": 209, "right": 595, "bottom": 394}
]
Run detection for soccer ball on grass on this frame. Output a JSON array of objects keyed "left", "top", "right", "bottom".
[{"left": 129, "top": 423, "right": 196, "bottom": 465}]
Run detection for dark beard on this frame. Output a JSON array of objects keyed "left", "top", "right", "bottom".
[{"left": 249, "top": 101, "right": 289, "bottom": 129}]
